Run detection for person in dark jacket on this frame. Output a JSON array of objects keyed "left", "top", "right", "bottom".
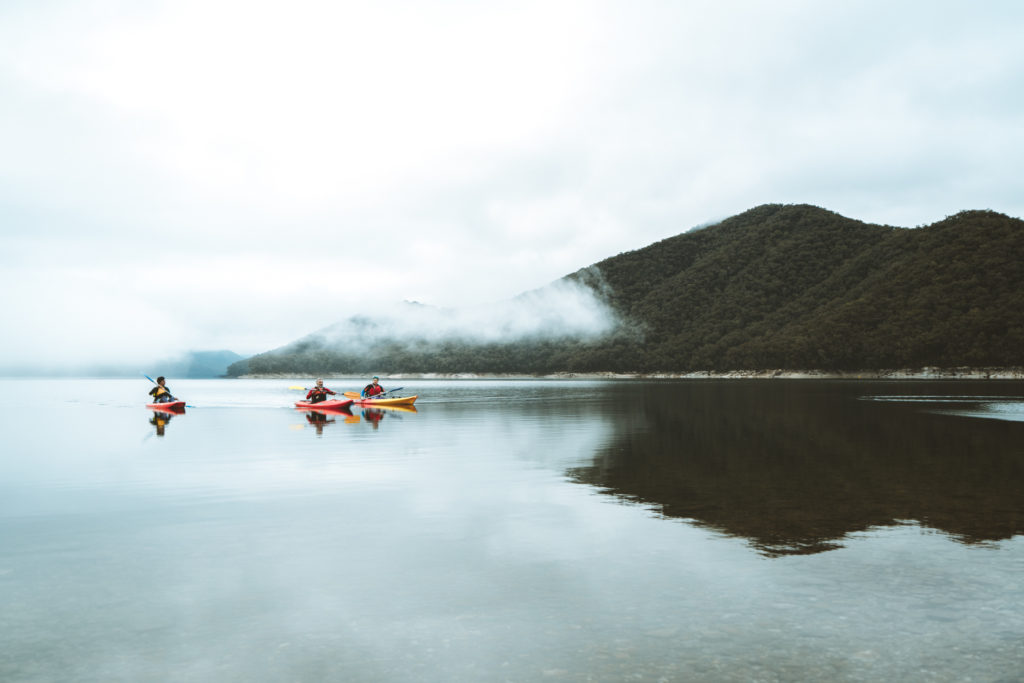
[
  {"left": 148, "top": 376, "right": 177, "bottom": 403},
  {"left": 306, "top": 378, "right": 336, "bottom": 404}
]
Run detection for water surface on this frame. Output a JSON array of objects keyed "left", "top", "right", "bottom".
[{"left": 1, "top": 378, "right": 1022, "bottom": 681}]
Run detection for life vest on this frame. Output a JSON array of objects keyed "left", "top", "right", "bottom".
[
  {"left": 307, "top": 386, "right": 332, "bottom": 402},
  {"left": 149, "top": 385, "right": 173, "bottom": 402}
]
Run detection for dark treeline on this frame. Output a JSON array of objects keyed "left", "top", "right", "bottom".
[{"left": 228, "top": 204, "right": 1024, "bottom": 376}]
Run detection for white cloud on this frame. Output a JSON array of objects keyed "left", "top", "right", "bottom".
[
  {"left": 311, "top": 277, "right": 619, "bottom": 352},
  {"left": 1, "top": 0, "right": 1023, "bottom": 370}
]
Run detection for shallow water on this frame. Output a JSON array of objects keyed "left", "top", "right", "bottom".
[{"left": 1, "top": 378, "right": 1022, "bottom": 681}]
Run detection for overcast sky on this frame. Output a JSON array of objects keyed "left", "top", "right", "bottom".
[{"left": 2, "top": 0, "right": 1022, "bottom": 371}]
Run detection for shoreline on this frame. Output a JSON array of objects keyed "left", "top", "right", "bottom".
[{"left": 234, "top": 367, "right": 1024, "bottom": 380}]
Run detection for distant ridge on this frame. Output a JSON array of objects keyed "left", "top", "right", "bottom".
[
  {"left": 228, "top": 204, "right": 1024, "bottom": 375},
  {"left": 161, "top": 350, "right": 244, "bottom": 378},
  {"left": 0, "top": 349, "right": 244, "bottom": 378}
]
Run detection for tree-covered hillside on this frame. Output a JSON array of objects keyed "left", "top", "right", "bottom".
[{"left": 227, "top": 204, "right": 1024, "bottom": 375}]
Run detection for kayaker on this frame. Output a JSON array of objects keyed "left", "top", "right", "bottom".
[
  {"left": 306, "top": 378, "right": 336, "bottom": 404},
  {"left": 362, "top": 376, "right": 385, "bottom": 398},
  {"left": 148, "top": 376, "right": 177, "bottom": 404}
]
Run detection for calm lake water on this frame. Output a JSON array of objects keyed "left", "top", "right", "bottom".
[{"left": 1, "top": 378, "right": 1022, "bottom": 682}]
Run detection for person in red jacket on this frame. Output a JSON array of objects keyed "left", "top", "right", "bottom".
[
  {"left": 306, "top": 378, "right": 336, "bottom": 404},
  {"left": 362, "top": 376, "right": 385, "bottom": 398}
]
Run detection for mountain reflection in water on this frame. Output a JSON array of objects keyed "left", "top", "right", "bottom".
[{"left": 568, "top": 381, "right": 1024, "bottom": 557}]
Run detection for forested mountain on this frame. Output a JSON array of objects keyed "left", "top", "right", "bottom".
[{"left": 227, "top": 204, "right": 1024, "bottom": 376}]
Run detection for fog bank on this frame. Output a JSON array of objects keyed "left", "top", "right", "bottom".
[{"left": 302, "top": 278, "right": 620, "bottom": 352}]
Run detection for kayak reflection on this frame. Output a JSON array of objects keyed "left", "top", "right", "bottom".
[{"left": 296, "top": 404, "right": 359, "bottom": 435}]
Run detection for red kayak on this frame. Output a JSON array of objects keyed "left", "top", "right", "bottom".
[
  {"left": 147, "top": 400, "right": 186, "bottom": 412},
  {"left": 295, "top": 399, "right": 354, "bottom": 411}
]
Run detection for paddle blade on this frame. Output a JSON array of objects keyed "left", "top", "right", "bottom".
[
  {"left": 289, "top": 385, "right": 307, "bottom": 390},
  {"left": 343, "top": 391, "right": 360, "bottom": 399}
]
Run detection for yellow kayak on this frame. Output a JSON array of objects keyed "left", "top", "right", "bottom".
[{"left": 354, "top": 395, "right": 418, "bottom": 407}]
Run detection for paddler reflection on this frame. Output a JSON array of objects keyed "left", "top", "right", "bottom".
[
  {"left": 305, "top": 410, "right": 336, "bottom": 436},
  {"left": 149, "top": 410, "right": 176, "bottom": 436},
  {"left": 360, "top": 404, "right": 417, "bottom": 430},
  {"left": 362, "top": 408, "right": 386, "bottom": 430}
]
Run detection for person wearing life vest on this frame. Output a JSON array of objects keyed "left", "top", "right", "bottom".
[
  {"left": 306, "top": 378, "right": 336, "bottom": 404},
  {"left": 362, "top": 376, "right": 385, "bottom": 398},
  {"left": 148, "top": 376, "right": 177, "bottom": 404}
]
